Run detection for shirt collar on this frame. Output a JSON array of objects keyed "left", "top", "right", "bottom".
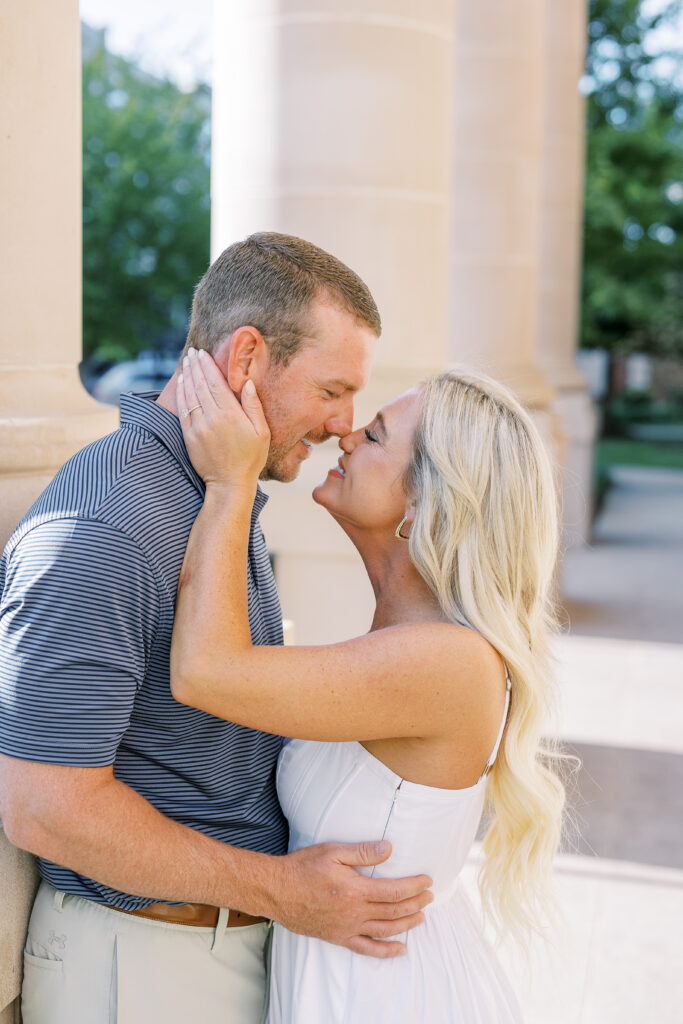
[{"left": 120, "top": 392, "right": 269, "bottom": 517}]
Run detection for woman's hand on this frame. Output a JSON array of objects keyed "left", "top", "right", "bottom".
[{"left": 176, "top": 347, "right": 270, "bottom": 489}]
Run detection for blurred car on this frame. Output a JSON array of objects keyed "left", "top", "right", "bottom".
[{"left": 90, "top": 352, "right": 180, "bottom": 407}]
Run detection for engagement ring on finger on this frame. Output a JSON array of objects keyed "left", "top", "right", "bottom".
[{"left": 181, "top": 405, "right": 202, "bottom": 419}]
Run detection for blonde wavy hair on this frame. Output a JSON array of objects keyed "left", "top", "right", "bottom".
[{"left": 405, "top": 369, "right": 566, "bottom": 946}]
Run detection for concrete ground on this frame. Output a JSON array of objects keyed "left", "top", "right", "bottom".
[
  {"left": 471, "top": 464, "right": 683, "bottom": 1022},
  {"left": 561, "top": 465, "right": 683, "bottom": 645},
  {"left": 560, "top": 464, "right": 682, "bottom": 875}
]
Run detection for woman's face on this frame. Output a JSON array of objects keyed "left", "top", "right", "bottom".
[{"left": 313, "top": 388, "right": 423, "bottom": 535}]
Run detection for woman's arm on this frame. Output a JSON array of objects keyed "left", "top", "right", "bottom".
[{"left": 171, "top": 350, "right": 497, "bottom": 742}]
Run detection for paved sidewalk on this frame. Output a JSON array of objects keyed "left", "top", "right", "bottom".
[
  {"left": 462, "top": 848, "right": 683, "bottom": 1024},
  {"left": 558, "top": 465, "right": 683, "bottom": 874},
  {"left": 561, "top": 465, "right": 683, "bottom": 644},
  {"left": 555, "top": 633, "right": 683, "bottom": 870},
  {"left": 503, "top": 463, "right": 683, "bottom": 1022},
  {"left": 464, "top": 634, "right": 683, "bottom": 1023}
]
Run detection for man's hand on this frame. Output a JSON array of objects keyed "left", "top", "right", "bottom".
[
  {"left": 271, "top": 840, "right": 433, "bottom": 958},
  {"left": 0, "top": 757, "right": 431, "bottom": 961}
]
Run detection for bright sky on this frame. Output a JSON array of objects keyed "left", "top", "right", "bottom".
[
  {"left": 642, "top": 0, "right": 683, "bottom": 84},
  {"left": 80, "top": 0, "right": 682, "bottom": 90},
  {"left": 79, "top": 0, "right": 212, "bottom": 89}
]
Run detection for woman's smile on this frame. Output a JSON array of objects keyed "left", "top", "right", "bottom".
[{"left": 328, "top": 457, "right": 346, "bottom": 479}]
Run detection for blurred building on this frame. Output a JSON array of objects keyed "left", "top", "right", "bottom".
[
  {"left": 0, "top": 1, "right": 595, "bottom": 1019},
  {"left": 215, "top": 0, "right": 596, "bottom": 642}
]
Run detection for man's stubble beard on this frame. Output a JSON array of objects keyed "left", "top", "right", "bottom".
[
  {"left": 256, "top": 363, "right": 330, "bottom": 483},
  {"left": 256, "top": 370, "right": 297, "bottom": 483},
  {"left": 260, "top": 442, "right": 301, "bottom": 484},
  {"left": 257, "top": 396, "right": 304, "bottom": 483}
]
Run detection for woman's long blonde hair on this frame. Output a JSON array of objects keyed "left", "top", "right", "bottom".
[{"left": 406, "top": 369, "right": 566, "bottom": 946}]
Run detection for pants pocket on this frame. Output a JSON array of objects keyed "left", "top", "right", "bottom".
[
  {"left": 24, "top": 949, "right": 64, "bottom": 973},
  {"left": 22, "top": 947, "right": 65, "bottom": 1024}
]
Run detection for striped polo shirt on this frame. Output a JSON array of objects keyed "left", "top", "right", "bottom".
[{"left": 0, "top": 392, "right": 287, "bottom": 909}]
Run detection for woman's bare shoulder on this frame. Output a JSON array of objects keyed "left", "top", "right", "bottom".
[
  {"left": 382, "top": 619, "right": 502, "bottom": 671},
  {"left": 385, "top": 620, "right": 506, "bottom": 712}
]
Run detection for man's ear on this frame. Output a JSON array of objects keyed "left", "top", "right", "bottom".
[{"left": 214, "top": 327, "right": 270, "bottom": 394}]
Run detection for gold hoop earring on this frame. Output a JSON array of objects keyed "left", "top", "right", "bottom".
[{"left": 394, "top": 517, "right": 410, "bottom": 541}]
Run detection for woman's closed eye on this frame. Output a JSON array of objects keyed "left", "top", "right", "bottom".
[{"left": 364, "top": 428, "right": 379, "bottom": 443}]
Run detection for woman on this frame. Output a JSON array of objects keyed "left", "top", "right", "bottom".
[{"left": 170, "top": 349, "right": 566, "bottom": 1023}]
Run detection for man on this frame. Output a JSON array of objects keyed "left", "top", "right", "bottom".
[{"left": 0, "top": 233, "right": 432, "bottom": 1023}]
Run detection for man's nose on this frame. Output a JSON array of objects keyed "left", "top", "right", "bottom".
[{"left": 325, "top": 395, "right": 354, "bottom": 438}]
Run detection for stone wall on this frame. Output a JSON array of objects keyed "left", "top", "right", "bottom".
[
  {"left": 0, "top": 1, "right": 118, "bottom": 1017},
  {"left": 0, "top": 834, "right": 39, "bottom": 1021}
]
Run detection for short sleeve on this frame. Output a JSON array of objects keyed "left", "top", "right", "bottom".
[{"left": 0, "top": 519, "right": 160, "bottom": 766}]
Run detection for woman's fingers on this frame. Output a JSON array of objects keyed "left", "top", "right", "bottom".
[
  {"left": 241, "top": 380, "right": 271, "bottom": 442},
  {"left": 196, "top": 348, "right": 235, "bottom": 407},
  {"left": 187, "top": 347, "right": 270, "bottom": 445},
  {"left": 187, "top": 347, "right": 243, "bottom": 417},
  {"left": 174, "top": 346, "right": 269, "bottom": 484},
  {"left": 185, "top": 348, "right": 217, "bottom": 413},
  {"left": 180, "top": 355, "right": 202, "bottom": 414},
  {"left": 176, "top": 370, "right": 196, "bottom": 446},
  {"left": 176, "top": 370, "right": 188, "bottom": 417}
]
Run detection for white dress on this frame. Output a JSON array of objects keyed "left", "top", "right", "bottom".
[{"left": 267, "top": 674, "right": 523, "bottom": 1023}]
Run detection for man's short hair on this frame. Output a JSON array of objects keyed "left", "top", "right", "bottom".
[{"left": 183, "top": 232, "right": 381, "bottom": 364}]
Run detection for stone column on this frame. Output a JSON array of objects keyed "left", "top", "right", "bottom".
[
  {"left": 0, "top": 0, "right": 118, "bottom": 552},
  {"left": 0, "top": 835, "right": 39, "bottom": 1024},
  {"left": 449, "top": 0, "right": 557, "bottom": 443},
  {"left": 0, "top": 2, "right": 118, "bottom": 1017},
  {"left": 212, "top": 1, "right": 455, "bottom": 642},
  {"left": 538, "top": 0, "right": 596, "bottom": 546}
]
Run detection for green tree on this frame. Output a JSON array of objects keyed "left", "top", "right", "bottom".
[
  {"left": 582, "top": 0, "right": 683, "bottom": 358},
  {"left": 82, "top": 31, "right": 210, "bottom": 364}
]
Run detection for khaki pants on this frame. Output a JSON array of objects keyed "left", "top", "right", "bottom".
[{"left": 22, "top": 881, "right": 271, "bottom": 1024}]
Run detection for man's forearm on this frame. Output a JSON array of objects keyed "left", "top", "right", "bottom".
[
  {"left": 6, "top": 768, "right": 281, "bottom": 917},
  {"left": 1, "top": 755, "right": 433, "bottom": 957}
]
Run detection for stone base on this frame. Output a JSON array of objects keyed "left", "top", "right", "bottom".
[
  {"left": 0, "top": 999, "right": 19, "bottom": 1024},
  {"left": 0, "top": 830, "right": 39, "bottom": 1021},
  {"left": 0, "top": 390, "right": 119, "bottom": 548},
  {"left": 552, "top": 387, "right": 598, "bottom": 548}
]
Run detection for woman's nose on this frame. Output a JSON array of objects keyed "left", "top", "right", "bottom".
[{"left": 338, "top": 431, "right": 355, "bottom": 453}]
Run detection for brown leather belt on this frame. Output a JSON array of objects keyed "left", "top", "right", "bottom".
[{"left": 114, "top": 901, "right": 268, "bottom": 929}]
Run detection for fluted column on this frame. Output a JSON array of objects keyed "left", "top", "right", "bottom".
[
  {"left": 0, "top": 3, "right": 118, "bottom": 1014},
  {"left": 538, "top": 0, "right": 596, "bottom": 546},
  {"left": 450, "top": 0, "right": 556, "bottom": 441},
  {"left": 0, "top": 0, "right": 118, "bottom": 552},
  {"left": 212, "top": 0, "right": 455, "bottom": 642}
]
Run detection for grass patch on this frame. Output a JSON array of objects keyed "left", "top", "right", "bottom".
[{"left": 597, "top": 438, "right": 683, "bottom": 472}]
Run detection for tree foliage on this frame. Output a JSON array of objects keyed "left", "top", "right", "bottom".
[
  {"left": 582, "top": 0, "right": 683, "bottom": 357},
  {"left": 81, "top": 10, "right": 682, "bottom": 364},
  {"left": 82, "top": 33, "right": 210, "bottom": 364}
]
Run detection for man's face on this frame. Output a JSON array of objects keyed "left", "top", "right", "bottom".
[{"left": 255, "top": 299, "right": 378, "bottom": 483}]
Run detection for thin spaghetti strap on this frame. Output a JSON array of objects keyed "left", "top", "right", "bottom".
[{"left": 480, "top": 665, "right": 511, "bottom": 780}]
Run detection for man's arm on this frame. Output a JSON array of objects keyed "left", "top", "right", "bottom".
[
  {"left": 0, "top": 755, "right": 431, "bottom": 957},
  {"left": 0, "top": 520, "right": 431, "bottom": 956}
]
